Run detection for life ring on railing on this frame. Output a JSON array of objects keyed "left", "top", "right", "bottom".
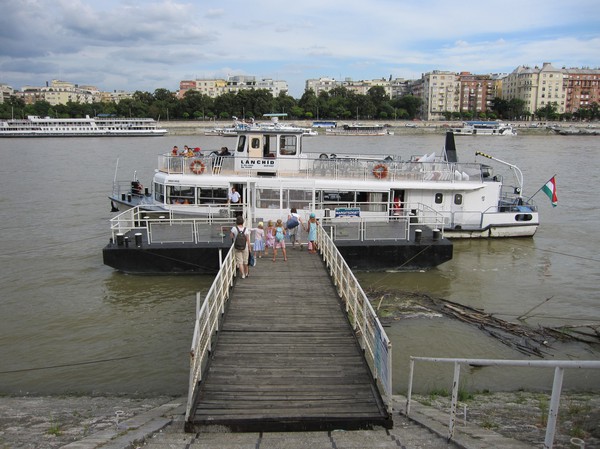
[
  {"left": 373, "top": 163, "right": 388, "bottom": 179},
  {"left": 190, "top": 160, "right": 205, "bottom": 174}
]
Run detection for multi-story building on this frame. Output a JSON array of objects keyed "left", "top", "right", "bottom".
[
  {"left": 502, "top": 62, "right": 566, "bottom": 115},
  {"left": 305, "top": 77, "right": 340, "bottom": 96},
  {"left": 178, "top": 76, "right": 287, "bottom": 98},
  {"left": 457, "top": 72, "right": 495, "bottom": 115},
  {"left": 306, "top": 77, "right": 413, "bottom": 99},
  {"left": 16, "top": 80, "right": 102, "bottom": 106},
  {"left": 563, "top": 67, "right": 600, "bottom": 113},
  {"left": 419, "top": 70, "right": 460, "bottom": 121},
  {"left": 0, "top": 83, "right": 14, "bottom": 104}
]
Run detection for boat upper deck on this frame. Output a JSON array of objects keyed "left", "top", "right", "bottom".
[{"left": 157, "top": 153, "right": 488, "bottom": 185}]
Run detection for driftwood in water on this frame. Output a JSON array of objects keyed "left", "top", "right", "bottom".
[{"left": 366, "top": 288, "right": 600, "bottom": 358}]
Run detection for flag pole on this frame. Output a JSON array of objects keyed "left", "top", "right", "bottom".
[{"left": 525, "top": 174, "right": 557, "bottom": 202}]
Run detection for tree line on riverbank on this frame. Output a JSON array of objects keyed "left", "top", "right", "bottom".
[{"left": 1, "top": 86, "right": 598, "bottom": 122}]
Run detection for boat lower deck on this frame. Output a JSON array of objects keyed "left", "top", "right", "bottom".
[{"left": 102, "top": 221, "right": 452, "bottom": 274}]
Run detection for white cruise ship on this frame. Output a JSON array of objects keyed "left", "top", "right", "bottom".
[{"left": 0, "top": 115, "right": 168, "bottom": 137}]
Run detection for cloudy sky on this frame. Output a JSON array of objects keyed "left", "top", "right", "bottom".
[{"left": 1, "top": 0, "right": 598, "bottom": 98}]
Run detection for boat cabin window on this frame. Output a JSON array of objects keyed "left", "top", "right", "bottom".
[
  {"left": 198, "top": 187, "right": 228, "bottom": 204},
  {"left": 287, "top": 189, "right": 312, "bottom": 211},
  {"left": 279, "top": 135, "right": 298, "bottom": 156},
  {"left": 435, "top": 193, "right": 444, "bottom": 204},
  {"left": 454, "top": 194, "right": 463, "bottom": 205},
  {"left": 154, "top": 183, "right": 165, "bottom": 203},
  {"left": 168, "top": 185, "right": 194, "bottom": 204},
  {"left": 236, "top": 135, "right": 246, "bottom": 153},
  {"left": 320, "top": 190, "right": 388, "bottom": 212},
  {"left": 256, "top": 188, "right": 280, "bottom": 209}
]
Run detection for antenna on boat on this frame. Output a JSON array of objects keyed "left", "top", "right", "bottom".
[{"left": 475, "top": 151, "right": 524, "bottom": 195}]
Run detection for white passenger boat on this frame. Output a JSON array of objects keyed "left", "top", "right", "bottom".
[
  {"left": 326, "top": 123, "right": 392, "bottom": 136},
  {"left": 450, "top": 121, "right": 517, "bottom": 136},
  {"left": 110, "top": 126, "right": 539, "bottom": 239},
  {"left": 0, "top": 115, "right": 167, "bottom": 137}
]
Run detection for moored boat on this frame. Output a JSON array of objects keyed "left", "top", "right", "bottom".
[
  {"left": 450, "top": 121, "right": 517, "bottom": 136},
  {"left": 104, "top": 126, "right": 543, "bottom": 273},
  {"left": 325, "top": 123, "right": 392, "bottom": 136},
  {"left": 109, "top": 129, "right": 539, "bottom": 239},
  {"left": 0, "top": 115, "right": 167, "bottom": 137}
]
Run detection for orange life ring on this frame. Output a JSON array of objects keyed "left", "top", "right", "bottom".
[
  {"left": 190, "top": 160, "right": 205, "bottom": 174},
  {"left": 373, "top": 163, "right": 388, "bottom": 179}
]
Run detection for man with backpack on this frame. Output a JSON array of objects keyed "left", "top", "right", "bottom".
[{"left": 230, "top": 215, "right": 250, "bottom": 279}]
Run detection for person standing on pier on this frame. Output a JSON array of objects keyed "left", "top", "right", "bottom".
[
  {"left": 231, "top": 216, "right": 250, "bottom": 278},
  {"left": 272, "top": 219, "right": 287, "bottom": 262},
  {"left": 305, "top": 213, "right": 318, "bottom": 254},
  {"left": 286, "top": 208, "right": 302, "bottom": 249}
]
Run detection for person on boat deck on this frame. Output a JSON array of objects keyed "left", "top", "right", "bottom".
[
  {"left": 219, "top": 146, "right": 231, "bottom": 156},
  {"left": 183, "top": 145, "right": 194, "bottom": 157},
  {"left": 171, "top": 145, "right": 179, "bottom": 156},
  {"left": 393, "top": 197, "right": 401, "bottom": 216},
  {"left": 227, "top": 187, "right": 241, "bottom": 204}
]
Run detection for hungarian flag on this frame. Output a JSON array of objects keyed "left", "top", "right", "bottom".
[{"left": 541, "top": 176, "right": 558, "bottom": 207}]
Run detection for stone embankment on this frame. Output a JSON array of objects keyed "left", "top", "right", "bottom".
[{"left": 1, "top": 392, "right": 598, "bottom": 448}]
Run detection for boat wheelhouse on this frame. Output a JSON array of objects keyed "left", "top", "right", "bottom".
[
  {"left": 0, "top": 115, "right": 167, "bottom": 137},
  {"left": 450, "top": 121, "right": 517, "bottom": 136}
]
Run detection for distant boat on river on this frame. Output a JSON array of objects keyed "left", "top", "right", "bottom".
[{"left": 0, "top": 115, "right": 168, "bottom": 137}]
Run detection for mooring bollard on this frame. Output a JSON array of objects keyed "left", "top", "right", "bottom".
[
  {"left": 116, "top": 233, "right": 124, "bottom": 246},
  {"left": 414, "top": 229, "right": 422, "bottom": 243},
  {"left": 432, "top": 228, "right": 441, "bottom": 240},
  {"left": 134, "top": 233, "right": 142, "bottom": 247},
  {"left": 124, "top": 236, "right": 129, "bottom": 248}
]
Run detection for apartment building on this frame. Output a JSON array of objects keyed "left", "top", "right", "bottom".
[
  {"left": 563, "top": 68, "right": 600, "bottom": 113},
  {"left": 502, "top": 62, "right": 566, "bottom": 114},
  {"left": 16, "top": 80, "right": 102, "bottom": 106},
  {"left": 306, "top": 77, "right": 409, "bottom": 99},
  {"left": 0, "top": 83, "right": 13, "bottom": 104},
  {"left": 419, "top": 70, "right": 460, "bottom": 121},
  {"left": 178, "top": 76, "right": 287, "bottom": 99}
]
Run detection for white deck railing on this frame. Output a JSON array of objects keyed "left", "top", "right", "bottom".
[
  {"left": 185, "top": 247, "right": 237, "bottom": 421},
  {"left": 406, "top": 356, "right": 600, "bottom": 449},
  {"left": 317, "top": 221, "right": 393, "bottom": 413}
]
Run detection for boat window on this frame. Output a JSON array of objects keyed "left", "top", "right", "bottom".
[
  {"left": 168, "top": 185, "right": 195, "bottom": 204},
  {"left": 263, "top": 135, "right": 273, "bottom": 157},
  {"left": 279, "top": 135, "right": 297, "bottom": 156},
  {"left": 256, "top": 188, "right": 280, "bottom": 209},
  {"left": 236, "top": 135, "right": 246, "bottom": 153},
  {"left": 197, "top": 187, "right": 228, "bottom": 204},
  {"left": 250, "top": 137, "right": 261, "bottom": 149},
  {"left": 286, "top": 189, "right": 313, "bottom": 211},
  {"left": 361, "top": 192, "right": 388, "bottom": 212},
  {"left": 454, "top": 194, "right": 463, "bottom": 205},
  {"left": 435, "top": 193, "right": 444, "bottom": 204},
  {"left": 154, "top": 182, "right": 165, "bottom": 203}
]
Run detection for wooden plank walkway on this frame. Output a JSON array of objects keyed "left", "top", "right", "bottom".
[{"left": 186, "top": 246, "right": 392, "bottom": 432}]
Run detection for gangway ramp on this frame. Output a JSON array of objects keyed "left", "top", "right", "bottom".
[{"left": 186, "top": 240, "right": 392, "bottom": 432}]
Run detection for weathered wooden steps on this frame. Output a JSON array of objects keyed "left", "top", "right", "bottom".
[{"left": 185, "top": 246, "right": 391, "bottom": 432}]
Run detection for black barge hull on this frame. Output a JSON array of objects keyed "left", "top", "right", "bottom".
[{"left": 102, "top": 228, "right": 452, "bottom": 274}]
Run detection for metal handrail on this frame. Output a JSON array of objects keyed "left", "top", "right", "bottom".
[
  {"left": 317, "top": 221, "right": 393, "bottom": 414},
  {"left": 406, "top": 356, "right": 600, "bottom": 449},
  {"left": 185, "top": 247, "right": 236, "bottom": 421}
]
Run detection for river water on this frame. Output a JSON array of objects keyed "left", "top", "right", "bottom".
[{"left": 0, "top": 133, "right": 599, "bottom": 396}]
